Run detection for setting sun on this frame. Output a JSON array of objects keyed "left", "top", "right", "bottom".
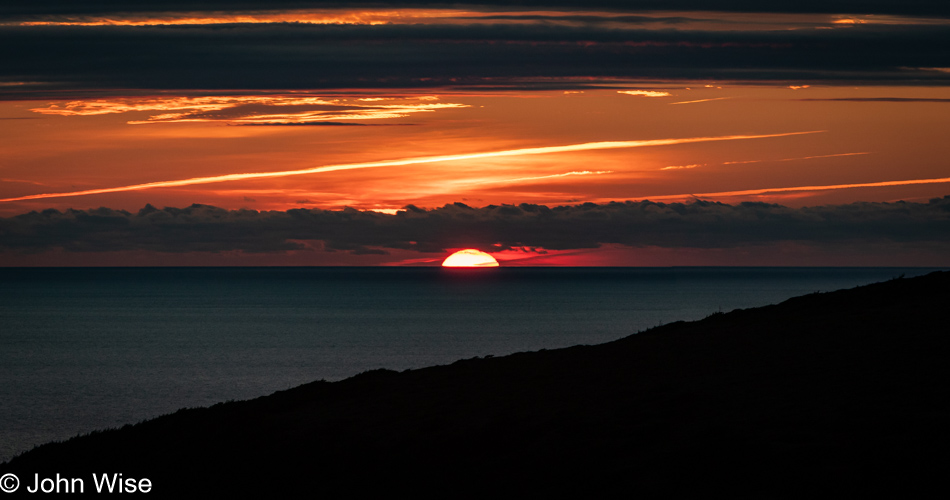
[{"left": 441, "top": 249, "right": 500, "bottom": 267}]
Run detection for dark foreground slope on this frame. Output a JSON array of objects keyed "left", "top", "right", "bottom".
[{"left": 4, "top": 272, "right": 949, "bottom": 497}]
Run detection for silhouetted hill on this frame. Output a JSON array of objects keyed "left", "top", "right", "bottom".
[{"left": 3, "top": 271, "right": 949, "bottom": 497}]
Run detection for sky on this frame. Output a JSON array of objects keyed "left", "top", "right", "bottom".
[{"left": 1, "top": 0, "right": 949, "bottom": 266}]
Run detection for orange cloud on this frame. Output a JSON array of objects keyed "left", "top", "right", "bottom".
[
  {"left": 17, "top": 10, "right": 943, "bottom": 32},
  {"left": 8, "top": 9, "right": 714, "bottom": 28},
  {"left": 12, "top": 10, "right": 492, "bottom": 27},
  {"left": 660, "top": 164, "right": 702, "bottom": 171},
  {"left": 30, "top": 95, "right": 465, "bottom": 124},
  {"left": 830, "top": 15, "right": 950, "bottom": 26},
  {"left": 617, "top": 90, "right": 671, "bottom": 97}
]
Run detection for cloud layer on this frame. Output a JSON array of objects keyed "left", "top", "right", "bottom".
[
  {"left": 3, "top": 2, "right": 949, "bottom": 18},
  {"left": 3, "top": 197, "right": 949, "bottom": 255},
  {"left": 2, "top": 4, "right": 949, "bottom": 95}
]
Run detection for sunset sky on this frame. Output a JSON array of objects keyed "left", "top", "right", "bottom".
[{"left": 2, "top": 0, "right": 949, "bottom": 266}]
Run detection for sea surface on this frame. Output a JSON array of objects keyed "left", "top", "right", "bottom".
[{"left": 0, "top": 266, "right": 941, "bottom": 462}]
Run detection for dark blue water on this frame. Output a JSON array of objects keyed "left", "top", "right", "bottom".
[{"left": 0, "top": 266, "right": 941, "bottom": 461}]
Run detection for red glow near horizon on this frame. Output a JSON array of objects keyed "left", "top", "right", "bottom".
[{"left": 3, "top": 85, "right": 950, "bottom": 266}]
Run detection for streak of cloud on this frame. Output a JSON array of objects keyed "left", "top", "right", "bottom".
[
  {"left": 0, "top": 9, "right": 809, "bottom": 30},
  {"left": 669, "top": 97, "right": 732, "bottom": 105},
  {"left": 722, "top": 152, "right": 870, "bottom": 164},
  {"left": 3, "top": 2, "right": 948, "bottom": 19},
  {"left": 660, "top": 164, "right": 701, "bottom": 170},
  {"left": 0, "top": 178, "right": 49, "bottom": 186},
  {"left": 643, "top": 176, "right": 950, "bottom": 200},
  {"left": 617, "top": 90, "right": 671, "bottom": 97},
  {"left": 465, "top": 170, "right": 614, "bottom": 186},
  {"left": 0, "top": 131, "right": 820, "bottom": 203},
  {"left": 798, "top": 97, "right": 950, "bottom": 102},
  {"left": 10, "top": 10, "right": 467, "bottom": 26}
]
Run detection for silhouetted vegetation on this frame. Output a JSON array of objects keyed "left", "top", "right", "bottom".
[{"left": 3, "top": 272, "right": 948, "bottom": 498}]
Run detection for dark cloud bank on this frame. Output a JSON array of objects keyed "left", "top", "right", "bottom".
[
  {"left": 3, "top": 1, "right": 948, "bottom": 17},
  {"left": 2, "top": 197, "right": 949, "bottom": 255},
  {"left": 2, "top": 9, "right": 950, "bottom": 95}
]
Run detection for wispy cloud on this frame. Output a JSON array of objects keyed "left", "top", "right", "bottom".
[
  {"left": 5, "top": 9, "right": 676, "bottom": 28},
  {"left": 830, "top": 15, "right": 950, "bottom": 26},
  {"left": 9, "top": 8, "right": 948, "bottom": 30},
  {"left": 722, "top": 152, "right": 870, "bottom": 165},
  {"left": 644, "top": 176, "right": 950, "bottom": 200},
  {"left": 30, "top": 95, "right": 465, "bottom": 125},
  {"left": 617, "top": 90, "right": 671, "bottom": 97},
  {"left": 660, "top": 164, "right": 701, "bottom": 170},
  {"left": 0, "top": 131, "right": 821, "bottom": 203},
  {"left": 8, "top": 9, "right": 523, "bottom": 27},
  {"left": 798, "top": 97, "right": 950, "bottom": 102},
  {"left": 450, "top": 170, "right": 614, "bottom": 188},
  {"left": 497, "top": 170, "right": 613, "bottom": 184},
  {"left": 669, "top": 97, "right": 732, "bottom": 105},
  {"left": 0, "top": 178, "right": 49, "bottom": 186}
]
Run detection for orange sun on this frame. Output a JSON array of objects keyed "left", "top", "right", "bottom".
[{"left": 441, "top": 249, "right": 500, "bottom": 267}]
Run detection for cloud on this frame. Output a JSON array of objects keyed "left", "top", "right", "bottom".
[
  {"left": 439, "top": 170, "right": 614, "bottom": 191},
  {"left": 798, "top": 98, "right": 950, "bottom": 102},
  {"left": 3, "top": 197, "right": 949, "bottom": 255},
  {"left": 29, "top": 95, "right": 464, "bottom": 124},
  {"left": 643, "top": 176, "right": 950, "bottom": 199},
  {"left": 669, "top": 97, "right": 732, "bottom": 105},
  {"left": 721, "top": 152, "right": 870, "bottom": 165},
  {"left": 0, "top": 10, "right": 752, "bottom": 29},
  {"left": 660, "top": 164, "right": 701, "bottom": 170},
  {"left": 2, "top": 2, "right": 949, "bottom": 18},
  {"left": 3, "top": 18, "right": 950, "bottom": 95},
  {"left": 484, "top": 170, "right": 613, "bottom": 185},
  {"left": 0, "top": 131, "right": 817, "bottom": 203},
  {"left": 617, "top": 90, "right": 671, "bottom": 97}
]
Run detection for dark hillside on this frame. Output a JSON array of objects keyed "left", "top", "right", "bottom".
[{"left": 3, "top": 271, "right": 949, "bottom": 497}]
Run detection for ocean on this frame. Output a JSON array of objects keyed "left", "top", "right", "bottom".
[{"left": 0, "top": 266, "right": 941, "bottom": 462}]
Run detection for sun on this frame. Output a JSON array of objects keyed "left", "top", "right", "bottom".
[{"left": 441, "top": 249, "right": 500, "bottom": 268}]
